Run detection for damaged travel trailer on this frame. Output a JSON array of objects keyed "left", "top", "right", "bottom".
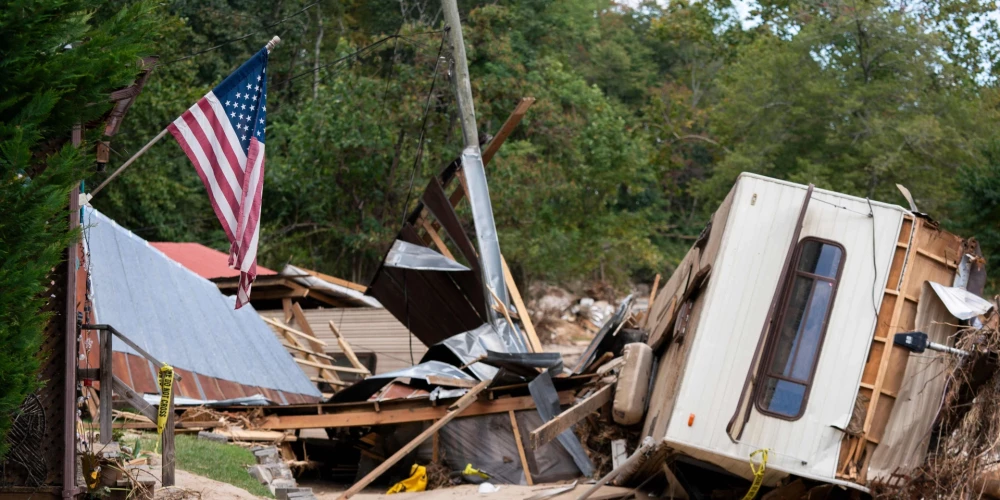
[{"left": 638, "top": 173, "right": 988, "bottom": 491}]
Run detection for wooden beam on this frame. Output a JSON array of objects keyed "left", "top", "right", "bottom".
[
  {"left": 283, "top": 328, "right": 340, "bottom": 385},
  {"left": 338, "top": 380, "right": 490, "bottom": 499},
  {"left": 531, "top": 384, "right": 613, "bottom": 450},
  {"left": 445, "top": 98, "right": 535, "bottom": 210},
  {"left": 282, "top": 342, "right": 337, "bottom": 361},
  {"left": 509, "top": 410, "right": 534, "bottom": 486},
  {"left": 502, "top": 255, "right": 543, "bottom": 353},
  {"left": 293, "top": 357, "right": 370, "bottom": 374},
  {"left": 420, "top": 218, "right": 456, "bottom": 260},
  {"left": 426, "top": 375, "right": 478, "bottom": 388},
  {"left": 260, "top": 391, "right": 574, "bottom": 430},
  {"left": 299, "top": 267, "right": 368, "bottom": 293},
  {"left": 328, "top": 320, "right": 371, "bottom": 376},
  {"left": 864, "top": 219, "right": 922, "bottom": 436},
  {"left": 282, "top": 298, "right": 294, "bottom": 323},
  {"left": 260, "top": 316, "right": 328, "bottom": 346},
  {"left": 162, "top": 388, "right": 176, "bottom": 486},
  {"left": 644, "top": 274, "right": 661, "bottom": 328},
  {"left": 482, "top": 98, "right": 535, "bottom": 166},
  {"left": 283, "top": 306, "right": 344, "bottom": 386},
  {"left": 99, "top": 329, "right": 112, "bottom": 444},
  {"left": 111, "top": 376, "right": 157, "bottom": 423},
  {"left": 309, "top": 377, "right": 350, "bottom": 387}
]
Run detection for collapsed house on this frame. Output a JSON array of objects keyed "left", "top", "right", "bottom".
[
  {"left": 633, "top": 173, "right": 989, "bottom": 493},
  {"left": 78, "top": 209, "right": 321, "bottom": 404}
]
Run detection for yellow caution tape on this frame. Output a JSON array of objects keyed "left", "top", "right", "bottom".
[
  {"left": 157, "top": 364, "right": 175, "bottom": 435},
  {"left": 387, "top": 464, "right": 427, "bottom": 494},
  {"left": 741, "top": 449, "right": 768, "bottom": 500}
]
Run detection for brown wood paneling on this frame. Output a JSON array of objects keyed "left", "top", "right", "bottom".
[{"left": 422, "top": 177, "right": 480, "bottom": 271}]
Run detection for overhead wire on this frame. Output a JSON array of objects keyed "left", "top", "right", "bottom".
[
  {"left": 398, "top": 30, "right": 448, "bottom": 227},
  {"left": 164, "top": 0, "right": 324, "bottom": 65}
]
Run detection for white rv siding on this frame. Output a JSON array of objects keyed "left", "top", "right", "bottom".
[{"left": 664, "top": 174, "right": 906, "bottom": 481}]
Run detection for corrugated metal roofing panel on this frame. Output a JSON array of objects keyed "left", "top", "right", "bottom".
[
  {"left": 85, "top": 209, "right": 320, "bottom": 399},
  {"left": 150, "top": 242, "right": 277, "bottom": 279}
]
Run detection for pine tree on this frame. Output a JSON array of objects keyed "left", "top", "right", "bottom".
[{"left": 0, "top": 0, "right": 158, "bottom": 458}]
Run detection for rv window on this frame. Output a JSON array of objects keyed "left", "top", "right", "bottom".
[{"left": 757, "top": 238, "right": 844, "bottom": 419}]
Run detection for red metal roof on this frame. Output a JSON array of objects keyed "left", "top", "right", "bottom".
[{"left": 151, "top": 242, "right": 276, "bottom": 279}]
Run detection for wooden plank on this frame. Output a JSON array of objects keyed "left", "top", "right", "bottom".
[
  {"left": 863, "top": 219, "right": 921, "bottom": 435},
  {"left": 530, "top": 384, "right": 613, "bottom": 449},
  {"left": 502, "top": 255, "right": 543, "bottom": 353},
  {"left": 272, "top": 311, "right": 341, "bottom": 386},
  {"left": 426, "top": 375, "right": 478, "bottom": 388},
  {"left": 338, "top": 380, "right": 491, "bottom": 499},
  {"left": 111, "top": 376, "right": 157, "bottom": 423},
  {"left": 260, "top": 316, "right": 328, "bottom": 346},
  {"left": 420, "top": 218, "right": 456, "bottom": 260},
  {"left": 309, "top": 377, "right": 350, "bottom": 387},
  {"left": 299, "top": 268, "right": 368, "bottom": 292},
  {"left": 293, "top": 357, "right": 370, "bottom": 374},
  {"left": 99, "top": 329, "right": 113, "bottom": 444},
  {"left": 281, "top": 342, "right": 337, "bottom": 361},
  {"left": 482, "top": 97, "right": 535, "bottom": 166},
  {"left": 329, "top": 320, "right": 371, "bottom": 376},
  {"left": 215, "top": 429, "right": 292, "bottom": 442},
  {"left": 260, "top": 391, "right": 574, "bottom": 430},
  {"left": 644, "top": 274, "right": 661, "bottom": 328},
  {"left": 509, "top": 410, "right": 534, "bottom": 485},
  {"left": 288, "top": 304, "right": 344, "bottom": 384},
  {"left": 282, "top": 298, "right": 294, "bottom": 323}
]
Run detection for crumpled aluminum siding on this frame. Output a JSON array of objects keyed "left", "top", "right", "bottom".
[
  {"left": 280, "top": 264, "right": 382, "bottom": 308},
  {"left": 84, "top": 209, "right": 320, "bottom": 398}
]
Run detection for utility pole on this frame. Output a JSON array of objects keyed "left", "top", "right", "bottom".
[{"left": 441, "top": 0, "right": 522, "bottom": 349}]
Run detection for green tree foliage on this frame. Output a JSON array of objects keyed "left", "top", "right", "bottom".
[
  {"left": 90, "top": 0, "right": 1000, "bottom": 291},
  {"left": 0, "top": 0, "right": 157, "bottom": 458}
]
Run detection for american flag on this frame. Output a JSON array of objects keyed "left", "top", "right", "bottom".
[{"left": 168, "top": 47, "right": 269, "bottom": 309}]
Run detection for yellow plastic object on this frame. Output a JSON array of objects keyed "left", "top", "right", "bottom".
[
  {"left": 463, "top": 463, "right": 490, "bottom": 480},
  {"left": 156, "top": 364, "right": 175, "bottom": 435},
  {"left": 387, "top": 464, "right": 427, "bottom": 494},
  {"left": 741, "top": 449, "right": 768, "bottom": 500}
]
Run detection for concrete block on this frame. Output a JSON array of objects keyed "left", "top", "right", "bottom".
[
  {"left": 254, "top": 446, "right": 280, "bottom": 464},
  {"left": 275, "top": 487, "right": 315, "bottom": 500},
  {"left": 265, "top": 462, "right": 294, "bottom": 480},
  {"left": 269, "top": 478, "right": 297, "bottom": 495},
  {"left": 247, "top": 464, "right": 273, "bottom": 485}
]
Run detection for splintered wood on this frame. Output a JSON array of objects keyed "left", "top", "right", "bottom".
[{"left": 836, "top": 216, "right": 965, "bottom": 482}]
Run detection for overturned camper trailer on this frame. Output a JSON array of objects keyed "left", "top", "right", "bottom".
[{"left": 638, "top": 173, "right": 987, "bottom": 490}]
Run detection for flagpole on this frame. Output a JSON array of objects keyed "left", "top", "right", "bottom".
[
  {"left": 85, "top": 35, "right": 282, "bottom": 203},
  {"left": 87, "top": 127, "right": 169, "bottom": 198}
]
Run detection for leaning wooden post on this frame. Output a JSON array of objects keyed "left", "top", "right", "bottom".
[
  {"left": 99, "top": 329, "right": 113, "bottom": 444},
  {"left": 162, "top": 388, "right": 176, "bottom": 486},
  {"left": 338, "top": 380, "right": 491, "bottom": 499}
]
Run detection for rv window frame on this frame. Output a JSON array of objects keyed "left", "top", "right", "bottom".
[{"left": 754, "top": 236, "right": 846, "bottom": 421}]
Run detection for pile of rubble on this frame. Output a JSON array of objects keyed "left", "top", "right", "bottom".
[{"left": 245, "top": 445, "right": 316, "bottom": 500}]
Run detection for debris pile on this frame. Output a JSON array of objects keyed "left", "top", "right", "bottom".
[{"left": 872, "top": 304, "right": 1000, "bottom": 498}]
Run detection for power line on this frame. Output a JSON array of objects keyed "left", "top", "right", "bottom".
[
  {"left": 398, "top": 31, "right": 448, "bottom": 227},
  {"left": 276, "top": 30, "right": 445, "bottom": 86},
  {"left": 164, "top": 0, "right": 324, "bottom": 65}
]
